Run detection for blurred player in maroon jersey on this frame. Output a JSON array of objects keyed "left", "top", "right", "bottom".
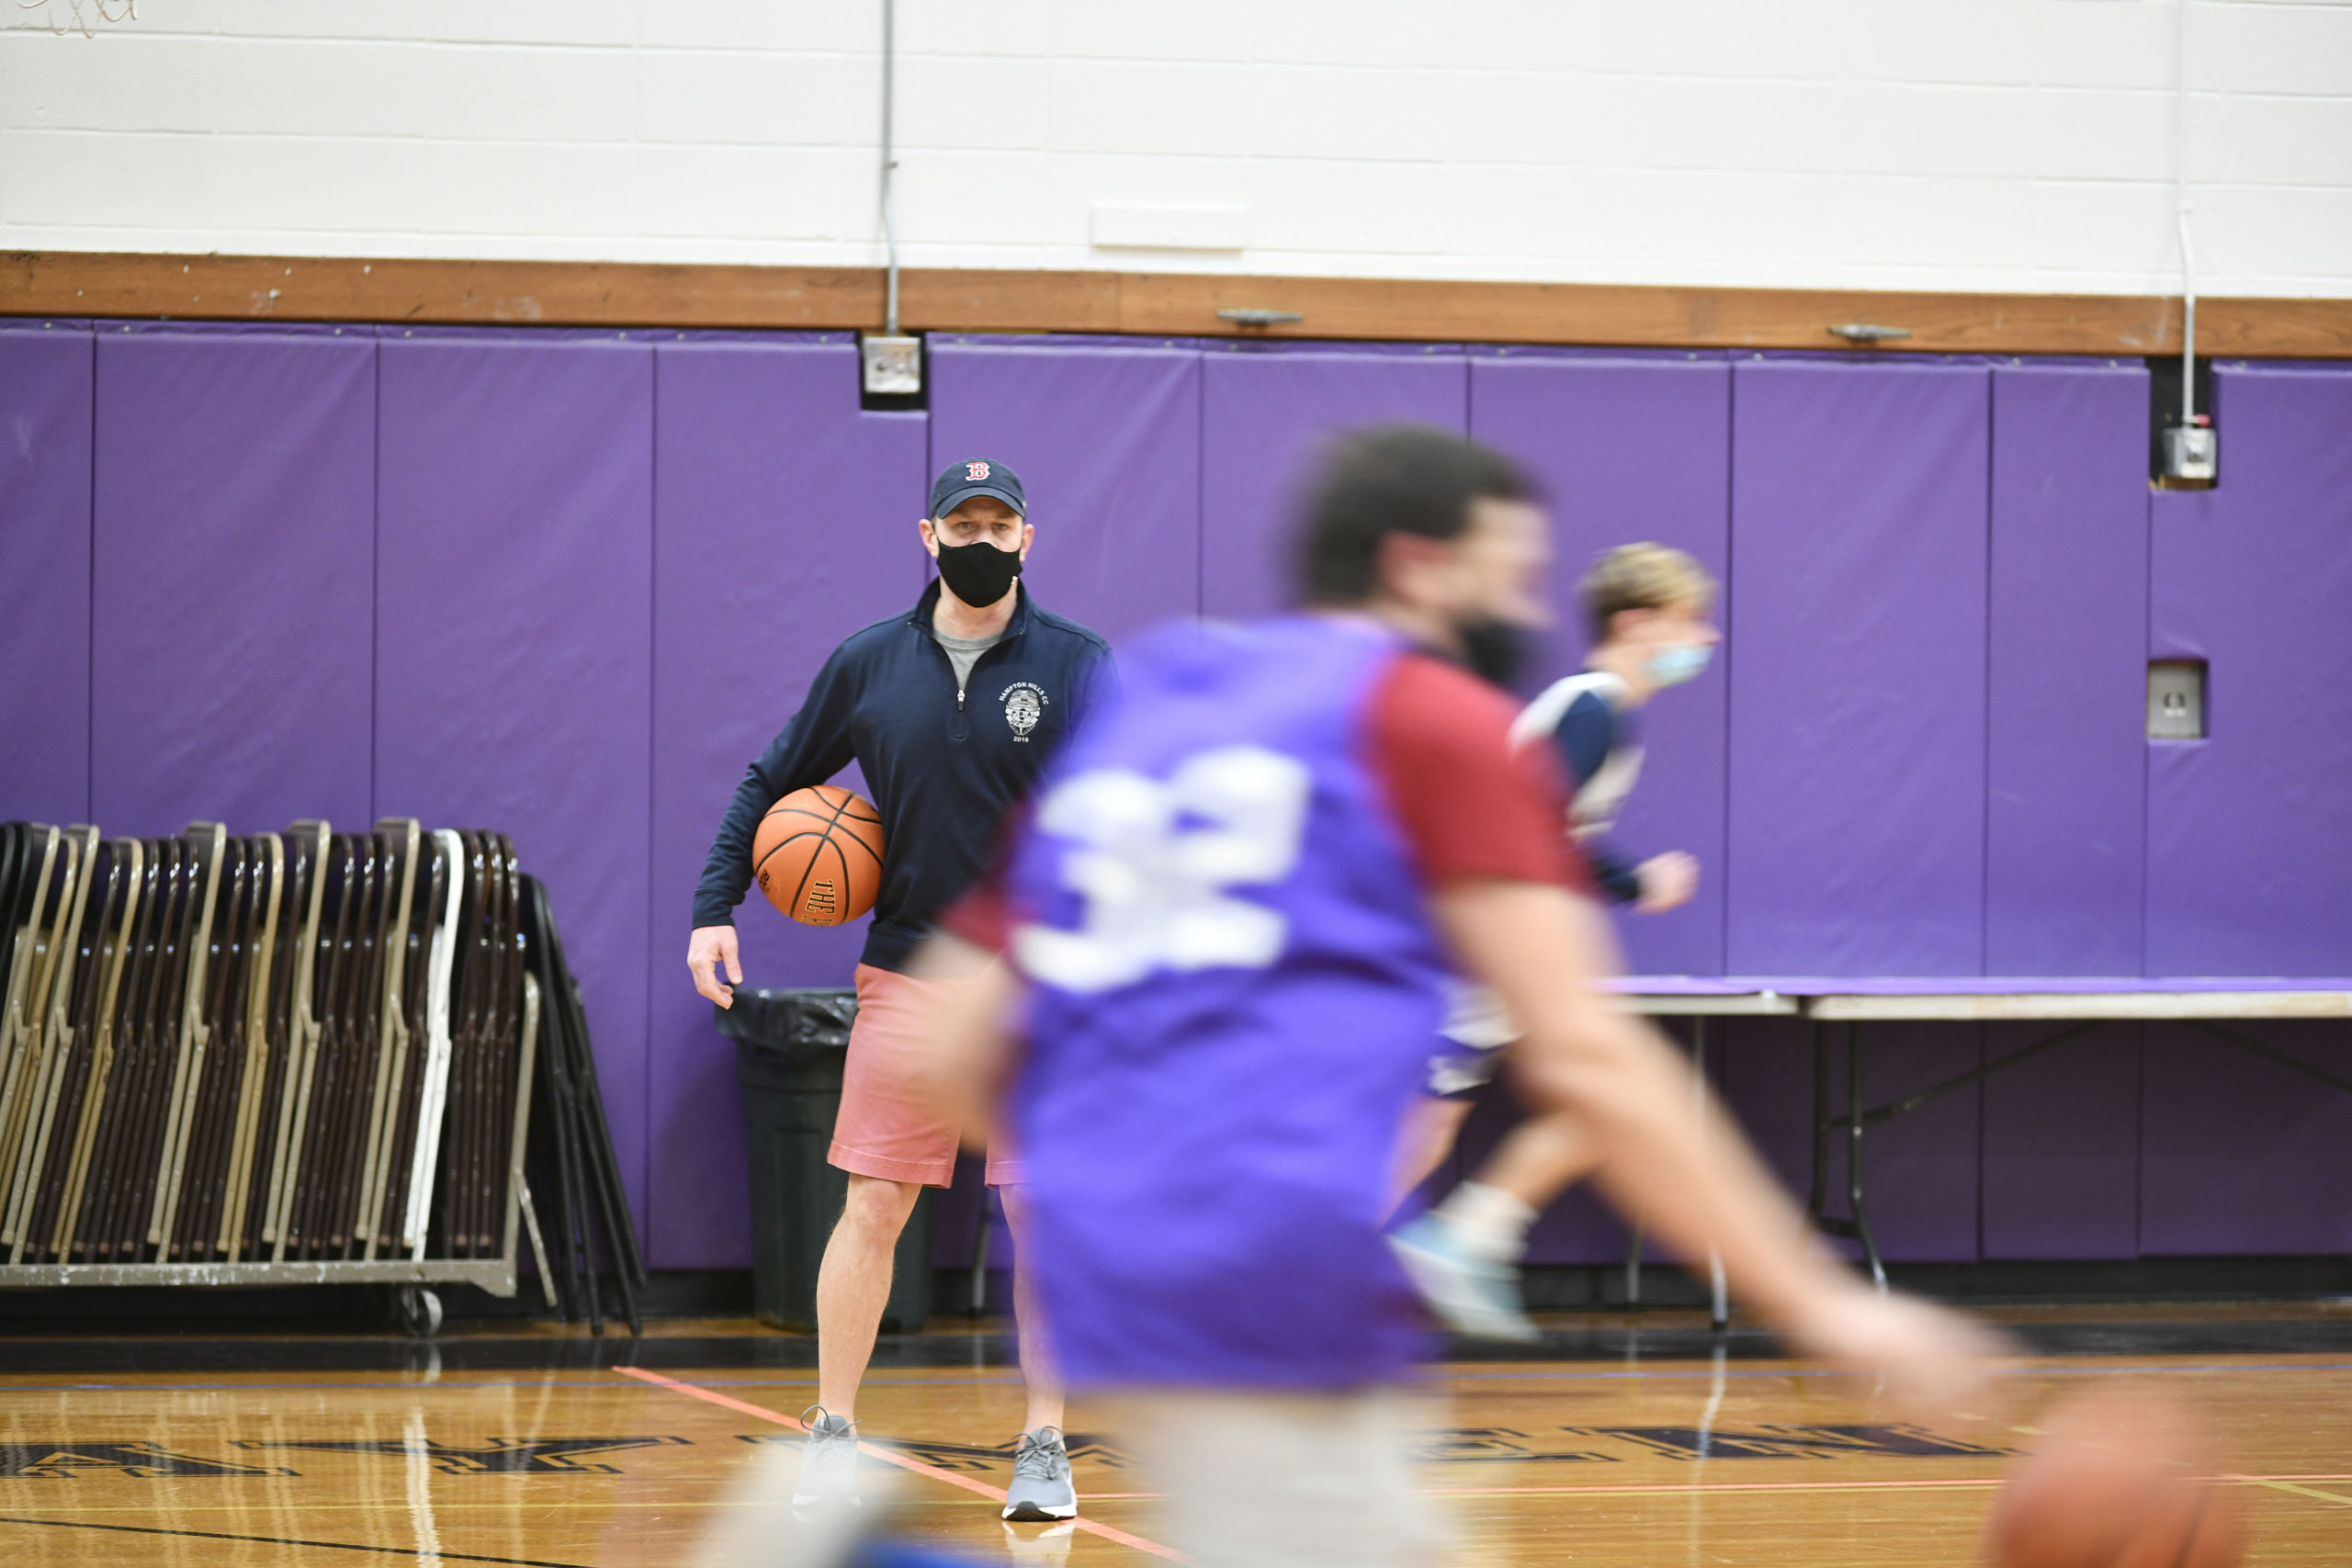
[{"left": 916, "top": 426, "right": 1998, "bottom": 1568}]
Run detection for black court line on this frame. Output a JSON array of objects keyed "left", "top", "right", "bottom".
[
  {"left": 9, "top": 1359, "right": 2352, "bottom": 1398},
  {"left": 8, "top": 1318, "right": 2352, "bottom": 1375},
  {"left": 0, "top": 1515, "right": 593, "bottom": 1568}
]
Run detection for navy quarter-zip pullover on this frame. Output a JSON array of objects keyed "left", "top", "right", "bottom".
[{"left": 694, "top": 579, "right": 1115, "bottom": 973}]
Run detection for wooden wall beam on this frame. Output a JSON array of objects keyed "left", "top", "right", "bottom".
[
  {"left": 0, "top": 251, "right": 882, "bottom": 331},
  {"left": 6, "top": 250, "right": 2347, "bottom": 358}
]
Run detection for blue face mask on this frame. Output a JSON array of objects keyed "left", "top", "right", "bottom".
[{"left": 1646, "top": 642, "right": 1713, "bottom": 688}]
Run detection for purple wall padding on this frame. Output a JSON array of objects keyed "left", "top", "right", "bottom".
[
  {"left": 1979, "top": 1023, "right": 2140, "bottom": 1258},
  {"left": 1715, "top": 1021, "right": 1826, "bottom": 1224},
  {"left": 1849, "top": 1024, "right": 1984, "bottom": 1266},
  {"left": 1473, "top": 354, "right": 1733, "bottom": 976},
  {"left": 1985, "top": 363, "right": 2149, "bottom": 976},
  {"left": 23, "top": 322, "right": 2352, "bottom": 1272},
  {"left": 928, "top": 340, "right": 1201, "bottom": 640},
  {"left": 0, "top": 325, "right": 93, "bottom": 826},
  {"left": 2140, "top": 1022, "right": 2352, "bottom": 1255},
  {"left": 1200, "top": 348, "right": 1465, "bottom": 620},
  {"left": 1975, "top": 367, "right": 2152, "bottom": 1258},
  {"left": 649, "top": 339, "right": 929, "bottom": 1269},
  {"left": 2146, "top": 367, "right": 2352, "bottom": 976},
  {"left": 376, "top": 333, "right": 655, "bottom": 1235},
  {"left": 1720, "top": 1019, "right": 1984, "bottom": 1263},
  {"left": 1726, "top": 358, "right": 1990, "bottom": 976},
  {"left": 90, "top": 329, "right": 376, "bottom": 836}
]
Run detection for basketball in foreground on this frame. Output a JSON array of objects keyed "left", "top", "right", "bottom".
[
  {"left": 1983, "top": 1387, "right": 2246, "bottom": 1568},
  {"left": 752, "top": 784, "right": 884, "bottom": 926}
]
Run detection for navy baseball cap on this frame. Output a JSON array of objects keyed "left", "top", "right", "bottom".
[{"left": 930, "top": 457, "right": 1025, "bottom": 519}]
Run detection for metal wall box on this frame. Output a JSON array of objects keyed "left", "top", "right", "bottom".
[
  {"left": 860, "top": 334, "right": 922, "bottom": 397},
  {"left": 2161, "top": 423, "right": 2219, "bottom": 486}
]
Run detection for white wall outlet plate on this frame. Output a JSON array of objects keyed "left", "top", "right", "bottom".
[{"left": 2147, "top": 660, "right": 2207, "bottom": 740}]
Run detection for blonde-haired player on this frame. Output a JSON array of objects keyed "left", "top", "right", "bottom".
[{"left": 1390, "top": 543, "right": 1721, "bottom": 1340}]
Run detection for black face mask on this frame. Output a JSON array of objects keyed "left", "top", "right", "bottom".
[
  {"left": 1454, "top": 618, "right": 1528, "bottom": 690},
  {"left": 933, "top": 539, "right": 1023, "bottom": 608}
]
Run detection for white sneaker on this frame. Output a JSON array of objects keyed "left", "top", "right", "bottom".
[
  {"left": 1388, "top": 1213, "right": 1541, "bottom": 1343},
  {"left": 792, "top": 1406, "right": 861, "bottom": 1511}
]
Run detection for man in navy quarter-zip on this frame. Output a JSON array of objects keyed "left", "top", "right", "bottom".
[{"left": 687, "top": 457, "right": 1113, "bottom": 1523}]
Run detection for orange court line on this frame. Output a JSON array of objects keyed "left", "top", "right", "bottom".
[
  {"left": 1430, "top": 1471, "right": 2352, "bottom": 1500},
  {"left": 1431, "top": 1476, "right": 2006, "bottom": 1498},
  {"left": 910, "top": 1467, "right": 2352, "bottom": 1507},
  {"left": 610, "top": 1365, "right": 1185, "bottom": 1562},
  {"left": 608, "top": 1367, "right": 997, "bottom": 1499}
]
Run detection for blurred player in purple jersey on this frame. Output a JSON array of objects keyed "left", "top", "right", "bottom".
[{"left": 916, "top": 426, "right": 1998, "bottom": 1568}]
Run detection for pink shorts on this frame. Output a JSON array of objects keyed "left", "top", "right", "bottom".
[{"left": 830, "top": 963, "right": 1022, "bottom": 1189}]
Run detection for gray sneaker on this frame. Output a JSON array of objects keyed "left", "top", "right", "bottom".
[
  {"left": 1001, "top": 1427, "right": 1078, "bottom": 1521},
  {"left": 1388, "top": 1213, "right": 1541, "bottom": 1343},
  {"left": 793, "top": 1406, "right": 861, "bottom": 1510}
]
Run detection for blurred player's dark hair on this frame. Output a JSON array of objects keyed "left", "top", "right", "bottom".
[{"left": 1294, "top": 423, "right": 1539, "bottom": 607}]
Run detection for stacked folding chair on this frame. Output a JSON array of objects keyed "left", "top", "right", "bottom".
[
  {"left": 519, "top": 873, "right": 647, "bottom": 1337},
  {"left": 0, "top": 822, "right": 101, "bottom": 1264},
  {"left": 0, "top": 818, "right": 636, "bottom": 1333}
]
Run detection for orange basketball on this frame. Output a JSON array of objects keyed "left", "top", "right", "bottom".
[
  {"left": 1982, "top": 1388, "right": 2246, "bottom": 1568},
  {"left": 752, "top": 785, "right": 885, "bottom": 928}
]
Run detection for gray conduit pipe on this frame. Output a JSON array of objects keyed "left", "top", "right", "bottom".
[
  {"left": 2177, "top": 0, "right": 2196, "bottom": 422},
  {"left": 881, "top": 0, "right": 900, "bottom": 337}
]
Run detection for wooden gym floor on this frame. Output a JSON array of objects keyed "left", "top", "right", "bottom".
[{"left": 0, "top": 1303, "right": 2346, "bottom": 1565}]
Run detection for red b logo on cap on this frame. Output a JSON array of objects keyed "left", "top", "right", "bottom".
[{"left": 967, "top": 461, "right": 989, "bottom": 481}]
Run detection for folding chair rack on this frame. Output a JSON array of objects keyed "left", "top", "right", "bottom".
[{"left": 0, "top": 819, "right": 560, "bottom": 1330}]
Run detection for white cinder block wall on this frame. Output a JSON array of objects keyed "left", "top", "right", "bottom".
[{"left": 3, "top": 0, "right": 2346, "bottom": 297}]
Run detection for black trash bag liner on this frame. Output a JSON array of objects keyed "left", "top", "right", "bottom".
[{"left": 714, "top": 987, "right": 857, "bottom": 1065}]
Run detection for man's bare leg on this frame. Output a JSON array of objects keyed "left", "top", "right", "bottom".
[
  {"left": 815, "top": 1173, "right": 922, "bottom": 1418},
  {"left": 1478, "top": 1111, "right": 1600, "bottom": 1216},
  {"left": 996, "top": 1185, "right": 1067, "bottom": 1433},
  {"left": 994, "top": 1184, "right": 1079, "bottom": 1520},
  {"left": 1391, "top": 1088, "right": 1598, "bottom": 1235},
  {"left": 1429, "top": 1111, "right": 1599, "bottom": 1259}
]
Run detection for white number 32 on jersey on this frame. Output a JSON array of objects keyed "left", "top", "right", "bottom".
[{"left": 1013, "top": 745, "right": 1312, "bottom": 994}]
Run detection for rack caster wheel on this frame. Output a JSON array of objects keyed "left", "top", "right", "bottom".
[{"left": 398, "top": 1284, "right": 444, "bottom": 1339}]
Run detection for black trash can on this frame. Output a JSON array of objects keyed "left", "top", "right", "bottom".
[{"left": 721, "top": 987, "right": 931, "bottom": 1334}]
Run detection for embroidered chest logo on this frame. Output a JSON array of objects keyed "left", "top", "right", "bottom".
[{"left": 1001, "top": 682, "right": 1046, "bottom": 740}]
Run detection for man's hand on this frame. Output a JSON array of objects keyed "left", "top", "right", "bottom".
[
  {"left": 1786, "top": 1283, "right": 2011, "bottom": 1426},
  {"left": 688, "top": 924, "right": 742, "bottom": 1009},
  {"left": 1634, "top": 852, "right": 1700, "bottom": 914}
]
